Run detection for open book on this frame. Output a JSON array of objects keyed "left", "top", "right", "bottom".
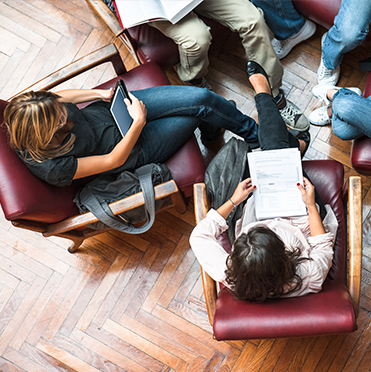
[
  {"left": 248, "top": 148, "right": 306, "bottom": 220},
  {"left": 113, "top": 0, "right": 204, "bottom": 29}
]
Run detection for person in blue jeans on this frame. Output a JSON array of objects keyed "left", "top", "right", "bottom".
[
  {"left": 309, "top": 85, "right": 371, "bottom": 141},
  {"left": 252, "top": 0, "right": 316, "bottom": 59},
  {"left": 317, "top": 0, "right": 371, "bottom": 85},
  {"left": 3, "top": 86, "right": 260, "bottom": 186}
]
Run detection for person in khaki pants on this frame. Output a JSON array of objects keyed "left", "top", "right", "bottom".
[{"left": 150, "top": 0, "right": 309, "bottom": 132}]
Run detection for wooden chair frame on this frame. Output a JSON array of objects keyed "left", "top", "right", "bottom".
[
  {"left": 9, "top": 43, "right": 187, "bottom": 253},
  {"left": 193, "top": 175, "right": 362, "bottom": 326},
  {"left": 87, "top": 0, "right": 143, "bottom": 65}
]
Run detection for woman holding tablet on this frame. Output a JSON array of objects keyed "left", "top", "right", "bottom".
[{"left": 4, "top": 86, "right": 262, "bottom": 186}]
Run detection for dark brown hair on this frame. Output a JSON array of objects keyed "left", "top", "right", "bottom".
[{"left": 225, "top": 225, "right": 309, "bottom": 302}]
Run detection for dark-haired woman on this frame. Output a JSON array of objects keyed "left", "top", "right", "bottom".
[{"left": 190, "top": 62, "right": 338, "bottom": 302}]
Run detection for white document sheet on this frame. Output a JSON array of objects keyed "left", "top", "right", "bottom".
[
  {"left": 248, "top": 148, "right": 307, "bottom": 220},
  {"left": 114, "top": 0, "right": 203, "bottom": 28}
]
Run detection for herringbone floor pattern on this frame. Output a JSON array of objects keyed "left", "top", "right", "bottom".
[{"left": 0, "top": 1, "right": 370, "bottom": 371}]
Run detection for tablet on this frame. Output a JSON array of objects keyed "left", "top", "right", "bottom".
[{"left": 110, "top": 80, "right": 133, "bottom": 137}]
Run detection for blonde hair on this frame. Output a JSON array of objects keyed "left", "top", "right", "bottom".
[{"left": 3, "top": 91, "right": 75, "bottom": 162}]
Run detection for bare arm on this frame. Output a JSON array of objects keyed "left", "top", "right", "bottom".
[
  {"left": 217, "top": 178, "right": 255, "bottom": 219},
  {"left": 55, "top": 88, "right": 114, "bottom": 104},
  {"left": 73, "top": 92, "right": 147, "bottom": 179},
  {"left": 297, "top": 177, "right": 326, "bottom": 236}
]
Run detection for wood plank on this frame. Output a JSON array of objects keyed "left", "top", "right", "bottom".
[
  {"left": 36, "top": 339, "right": 102, "bottom": 372},
  {"left": 141, "top": 235, "right": 190, "bottom": 312},
  {"left": 76, "top": 254, "right": 129, "bottom": 332},
  {"left": 85, "top": 323, "right": 165, "bottom": 372},
  {"left": 104, "top": 317, "right": 186, "bottom": 368},
  {"left": 0, "top": 276, "right": 46, "bottom": 355},
  {"left": 70, "top": 327, "right": 150, "bottom": 372}
]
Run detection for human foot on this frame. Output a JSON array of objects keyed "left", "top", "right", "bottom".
[{"left": 246, "top": 61, "right": 272, "bottom": 95}]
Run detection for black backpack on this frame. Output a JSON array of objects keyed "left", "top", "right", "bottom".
[{"left": 74, "top": 163, "right": 172, "bottom": 234}]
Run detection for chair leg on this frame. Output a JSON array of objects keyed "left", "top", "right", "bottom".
[
  {"left": 67, "top": 237, "right": 85, "bottom": 253},
  {"left": 171, "top": 190, "right": 187, "bottom": 214}
]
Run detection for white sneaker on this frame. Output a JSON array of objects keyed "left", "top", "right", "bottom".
[
  {"left": 312, "top": 84, "right": 362, "bottom": 104},
  {"left": 271, "top": 19, "right": 316, "bottom": 59},
  {"left": 317, "top": 33, "right": 340, "bottom": 85},
  {"left": 309, "top": 105, "right": 332, "bottom": 126}
]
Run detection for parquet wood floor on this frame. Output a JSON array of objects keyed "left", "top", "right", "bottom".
[{"left": 0, "top": 1, "right": 371, "bottom": 371}]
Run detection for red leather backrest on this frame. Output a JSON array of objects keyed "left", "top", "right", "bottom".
[
  {"left": 0, "top": 100, "right": 79, "bottom": 223},
  {"left": 292, "top": 0, "right": 341, "bottom": 29}
]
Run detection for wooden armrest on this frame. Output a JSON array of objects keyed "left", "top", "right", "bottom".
[
  {"left": 86, "top": 0, "right": 124, "bottom": 37},
  {"left": 193, "top": 183, "right": 217, "bottom": 326},
  {"left": 348, "top": 176, "right": 362, "bottom": 317},
  {"left": 12, "top": 43, "right": 126, "bottom": 98},
  {"left": 86, "top": 0, "right": 142, "bottom": 65},
  {"left": 44, "top": 180, "right": 179, "bottom": 237}
]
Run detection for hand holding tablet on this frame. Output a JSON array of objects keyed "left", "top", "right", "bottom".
[{"left": 110, "top": 79, "right": 133, "bottom": 137}]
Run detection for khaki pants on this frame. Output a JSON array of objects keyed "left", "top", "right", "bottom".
[{"left": 151, "top": 0, "right": 283, "bottom": 97}]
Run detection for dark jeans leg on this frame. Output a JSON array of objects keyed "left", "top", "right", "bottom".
[
  {"left": 254, "top": 93, "right": 326, "bottom": 219},
  {"left": 255, "top": 92, "right": 298, "bottom": 150}
]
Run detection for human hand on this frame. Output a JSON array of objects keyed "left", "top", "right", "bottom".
[
  {"left": 125, "top": 92, "right": 147, "bottom": 127},
  {"left": 230, "top": 178, "right": 255, "bottom": 206},
  {"left": 297, "top": 177, "right": 316, "bottom": 208},
  {"left": 100, "top": 88, "right": 114, "bottom": 102}
]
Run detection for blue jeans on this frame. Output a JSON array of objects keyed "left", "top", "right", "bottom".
[
  {"left": 322, "top": 0, "right": 371, "bottom": 69},
  {"left": 131, "top": 86, "right": 258, "bottom": 166},
  {"left": 252, "top": 0, "right": 305, "bottom": 40},
  {"left": 332, "top": 89, "right": 371, "bottom": 140}
]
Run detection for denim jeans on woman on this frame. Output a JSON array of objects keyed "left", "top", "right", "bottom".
[
  {"left": 131, "top": 86, "right": 258, "bottom": 167},
  {"left": 331, "top": 89, "right": 371, "bottom": 140},
  {"left": 252, "top": 0, "right": 305, "bottom": 40},
  {"left": 322, "top": 0, "right": 371, "bottom": 70}
]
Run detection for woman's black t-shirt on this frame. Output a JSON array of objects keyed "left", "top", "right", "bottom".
[{"left": 17, "top": 101, "right": 140, "bottom": 186}]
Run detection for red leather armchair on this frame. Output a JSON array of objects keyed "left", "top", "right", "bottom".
[
  {"left": 0, "top": 44, "right": 206, "bottom": 253},
  {"left": 194, "top": 160, "right": 362, "bottom": 340}
]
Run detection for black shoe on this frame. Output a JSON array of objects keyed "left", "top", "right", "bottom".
[
  {"left": 288, "top": 128, "right": 310, "bottom": 157},
  {"left": 246, "top": 61, "right": 272, "bottom": 95}
]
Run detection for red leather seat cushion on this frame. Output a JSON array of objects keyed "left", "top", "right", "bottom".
[
  {"left": 212, "top": 160, "right": 355, "bottom": 340},
  {"left": 0, "top": 62, "right": 205, "bottom": 223}
]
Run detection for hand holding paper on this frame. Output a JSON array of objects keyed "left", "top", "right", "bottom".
[
  {"left": 231, "top": 178, "right": 255, "bottom": 206},
  {"left": 297, "top": 177, "right": 316, "bottom": 208}
]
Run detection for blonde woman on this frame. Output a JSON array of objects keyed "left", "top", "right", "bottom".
[{"left": 4, "top": 86, "right": 259, "bottom": 186}]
